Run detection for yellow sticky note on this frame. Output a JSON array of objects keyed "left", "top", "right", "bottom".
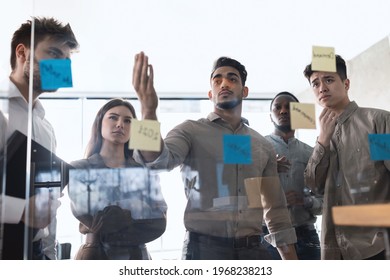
[
  {"left": 311, "top": 46, "right": 336, "bottom": 72},
  {"left": 290, "top": 102, "right": 316, "bottom": 129},
  {"left": 129, "top": 119, "right": 161, "bottom": 152}
]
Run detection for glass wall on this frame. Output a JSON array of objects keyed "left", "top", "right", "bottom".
[
  {"left": 40, "top": 97, "right": 287, "bottom": 260},
  {"left": 3, "top": 0, "right": 365, "bottom": 261}
]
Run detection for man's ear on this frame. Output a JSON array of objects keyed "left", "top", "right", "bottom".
[
  {"left": 15, "top": 44, "right": 28, "bottom": 62},
  {"left": 242, "top": 86, "right": 249, "bottom": 98},
  {"left": 208, "top": 90, "right": 212, "bottom": 100},
  {"left": 344, "top": 79, "right": 350, "bottom": 91}
]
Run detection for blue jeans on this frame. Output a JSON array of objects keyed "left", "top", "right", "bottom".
[
  {"left": 183, "top": 231, "right": 272, "bottom": 260},
  {"left": 261, "top": 225, "right": 321, "bottom": 260}
]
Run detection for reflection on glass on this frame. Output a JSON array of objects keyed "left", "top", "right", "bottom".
[
  {"left": 69, "top": 167, "right": 166, "bottom": 219},
  {"left": 68, "top": 167, "right": 167, "bottom": 259}
]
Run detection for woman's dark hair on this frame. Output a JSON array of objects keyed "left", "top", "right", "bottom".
[{"left": 84, "top": 98, "right": 137, "bottom": 159}]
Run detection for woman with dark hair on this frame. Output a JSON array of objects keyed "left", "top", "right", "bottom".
[
  {"left": 83, "top": 98, "right": 137, "bottom": 161},
  {"left": 69, "top": 98, "right": 167, "bottom": 260}
]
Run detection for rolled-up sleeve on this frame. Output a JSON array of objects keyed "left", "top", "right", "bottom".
[
  {"left": 260, "top": 176, "right": 297, "bottom": 247},
  {"left": 133, "top": 143, "right": 171, "bottom": 170},
  {"left": 304, "top": 142, "right": 330, "bottom": 195},
  {"left": 264, "top": 227, "right": 297, "bottom": 247},
  {"left": 1, "top": 195, "right": 25, "bottom": 224}
]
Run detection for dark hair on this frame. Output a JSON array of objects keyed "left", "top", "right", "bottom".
[
  {"left": 269, "top": 91, "right": 299, "bottom": 111},
  {"left": 303, "top": 54, "right": 347, "bottom": 82},
  {"left": 10, "top": 16, "right": 79, "bottom": 70},
  {"left": 84, "top": 99, "right": 137, "bottom": 159},
  {"left": 210, "top": 56, "right": 247, "bottom": 85}
]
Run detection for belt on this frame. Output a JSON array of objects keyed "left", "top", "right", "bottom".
[{"left": 189, "top": 232, "right": 261, "bottom": 249}]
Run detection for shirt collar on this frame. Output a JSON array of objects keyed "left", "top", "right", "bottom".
[
  {"left": 337, "top": 101, "right": 358, "bottom": 125},
  {"left": 8, "top": 79, "right": 46, "bottom": 119},
  {"left": 269, "top": 133, "right": 295, "bottom": 144},
  {"left": 207, "top": 112, "right": 249, "bottom": 126}
]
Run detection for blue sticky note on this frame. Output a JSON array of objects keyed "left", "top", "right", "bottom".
[
  {"left": 368, "top": 134, "right": 390, "bottom": 160},
  {"left": 223, "top": 135, "right": 252, "bottom": 164},
  {"left": 39, "top": 59, "right": 73, "bottom": 90}
]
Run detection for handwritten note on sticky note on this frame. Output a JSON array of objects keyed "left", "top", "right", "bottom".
[
  {"left": 39, "top": 59, "right": 73, "bottom": 90},
  {"left": 368, "top": 134, "right": 390, "bottom": 160},
  {"left": 290, "top": 102, "right": 316, "bottom": 129},
  {"left": 129, "top": 119, "right": 161, "bottom": 152},
  {"left": 311, "top": 46, "right": 336, "bottom": 72},
  {"left": 223, "top": 135, "right": 252, "bottom": 164}
]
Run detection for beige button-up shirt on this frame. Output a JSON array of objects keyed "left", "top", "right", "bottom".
[
  {"left": 1, "top": 80, "right": 57, "bottom": 259},
  {"left": 135, "top": 112, "right": 296, "bottom": 247},
  {"left": 305, "top": 101, "right": 390, "bottom": 259}
]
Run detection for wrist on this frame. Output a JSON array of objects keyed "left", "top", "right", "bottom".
[{"left": 142, "top": 111, "right": 158, "bottom": 120}]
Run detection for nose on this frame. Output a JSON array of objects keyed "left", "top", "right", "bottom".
[
  {"left": 220, "top": 78, "right": 230, "bottom": 89},
  {"left": 116, "top": 119, "right": 124, "bottom": 128},
  {"left": 319, "top": 81, "right": 328, "bottom": 93},
  {"left": 280, "top": 106, "right": 289, "bottom": 115}
]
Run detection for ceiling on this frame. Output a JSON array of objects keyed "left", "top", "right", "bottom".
[{"left": 1, "top": 0, "right": 390, "bottom": 98}]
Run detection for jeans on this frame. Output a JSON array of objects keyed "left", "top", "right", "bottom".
[
  {"left": 182, "top": 231, "right": 272, "bottom": 260},
  {"left": 261, "top": 225, "right": 321, "bottom": 260}
]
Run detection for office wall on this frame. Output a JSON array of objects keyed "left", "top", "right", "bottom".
[{"left": 348, "top": 36, "right": 390, "bottom": 110}]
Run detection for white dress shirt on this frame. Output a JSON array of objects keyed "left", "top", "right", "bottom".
[{"left": 1, "top": 79, "right": 57, "bottom": 259}]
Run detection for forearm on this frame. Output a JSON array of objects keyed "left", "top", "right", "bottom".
[{"left": 276, "top": 244, "right": 298, "bottom": 260}]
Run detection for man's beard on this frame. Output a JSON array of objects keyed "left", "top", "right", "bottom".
[
  {"left": 216, "top": 98, "right": 242, "bottom": 110},
  {"left": 274, "top": 123, "right": 292, "bottom": 133},
  {"left": 24, "top": 56, "right": 57, "bottom": 94}
]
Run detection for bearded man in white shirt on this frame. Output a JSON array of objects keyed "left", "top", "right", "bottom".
[{"left": 0, "top": 16, "right": 79, "bottom": 259}]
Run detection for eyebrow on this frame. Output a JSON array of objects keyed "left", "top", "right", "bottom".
[
  {"left": 272, "top": 101, "right": 290, "bottom": 108},
  {"left": 48, "top": 47, "right": 64, "bottom": 56},
  {"left": 310, "top": 75, "right": 336, "bottom": 84},
  {"left": 108, "top": 112, "right": 133, "bottom": 119},
  {"left": 212, "top": 72, "right": 240, "bottom": 80}
]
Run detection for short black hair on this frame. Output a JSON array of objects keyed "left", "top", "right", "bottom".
[
  {"left": 269, "top": 91, "right": 299, "bottom": 111},
  {"left": 210, "top": 56, "right": 247, "bottom": 85},
  {"left": 303, "top": 54, "right": 348, "bottom": 82}
]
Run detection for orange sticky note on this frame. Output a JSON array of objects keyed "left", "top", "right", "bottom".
[
  {"left": 311, "top": 46, "right": 336, "bottom": 72},
  {"left": 290, "top": 102, "right": 316, "bottom": 129},
  {"left": 129, "top": 119, "right": 161, "bottom": 152}
]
